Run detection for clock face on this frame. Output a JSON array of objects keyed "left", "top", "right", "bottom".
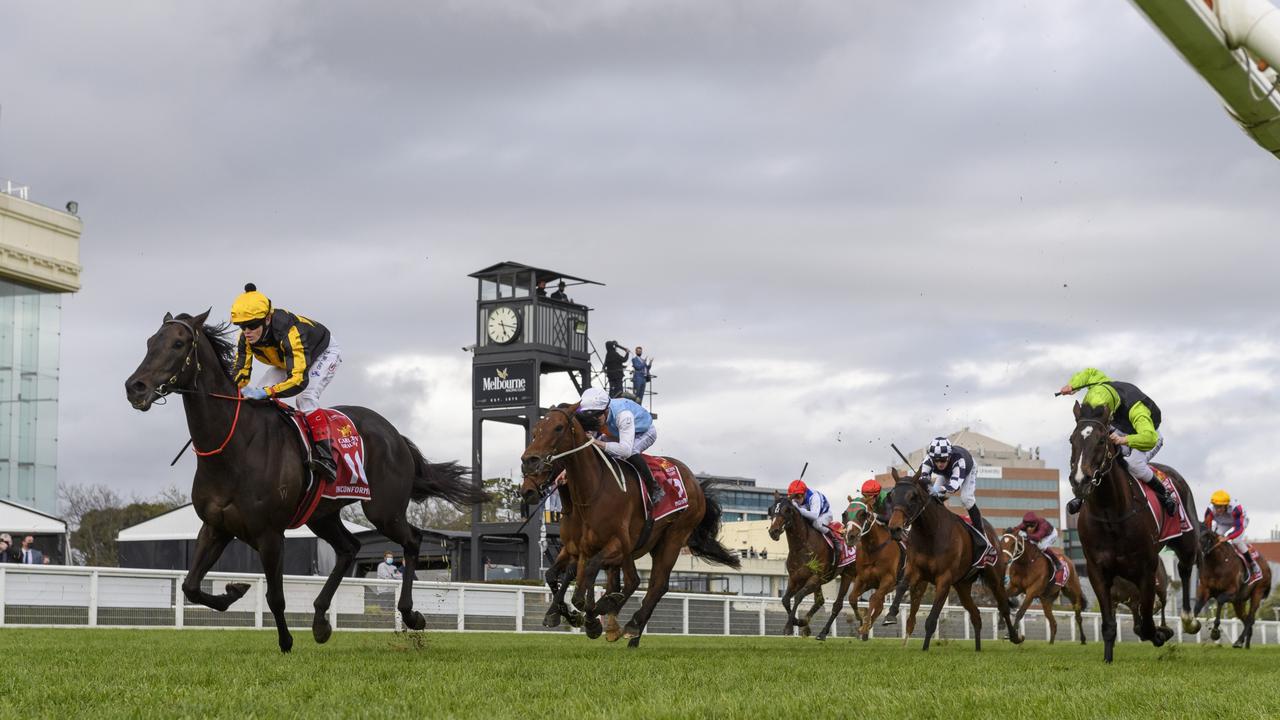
[{"left": 487, "top": 306, "right": 520, "bottom": 344}]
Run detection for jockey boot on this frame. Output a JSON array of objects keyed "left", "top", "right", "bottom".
[
  {"left": 625, "top": 454, "right": 662, "bottom": 506},
  {"left": 1246, "top": 554, "right": 1261, "bottom": 581},
  {"left": 309, "top": 439, "right": 339, "bottom": 482},
  {"left": 1143, "top": 477, "right": 1177, "bottom": 516},
  {"left": 1066, "top": 497, "right": 1083, "bottom": 515},
  {"left": 967, "top": 506, "right": 985, "bottom": 532}
]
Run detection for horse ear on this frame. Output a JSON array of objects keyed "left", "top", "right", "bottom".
[
  {"left": 193, "top": 308, "right": 212, "bottom": 327},
  {"left": 1073, "top": 401, "right": 1082, "bottom": 420},
  {"left": 847, "top": 495, "right": 854, "bottom": 502},
  {"left": 890, "top": 467, "right": 901, "bottom": 482},
  {"left": 163, "top": 312, "right": 173, "bottom": 323}
]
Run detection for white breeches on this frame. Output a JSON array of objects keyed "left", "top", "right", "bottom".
[
  {"left": 931, "top": 469, "right": 977, "bottom": 510},
  {"left": 259, "top": 340, "right": 342, "bottom": 413},
  {"left": 1117, "top": 433, "right": 1162, "bottom": 483},
  {"left": 1035, "top": 530, "right": 1059, "bottom": 552}
]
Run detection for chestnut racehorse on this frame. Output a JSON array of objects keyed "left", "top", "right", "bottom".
[
  {"left": 1195, "top": 523, "right": 1272, "bottom": 649},
  {"left": 999, "top": 532, "right": 1086, "bottom": 644},
  {"left": 887, "top": 468, "right": 1024, "bottom": 651},
  {"left": 1069, "top": 401, "right": 1201, "bottom": 663},
  {"left": 519, "top": 406, "right": 739, "bottom": 647},
  {"left": 768, "top": 495, "right": 856, "bottom": 640},
  {"left": 843, "top": 498, "right": 904, "bottom": 640}
]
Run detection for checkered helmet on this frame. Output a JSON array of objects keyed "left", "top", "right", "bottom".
[{"left": 927, "top": 437, "right": 952, "bottom": 462}]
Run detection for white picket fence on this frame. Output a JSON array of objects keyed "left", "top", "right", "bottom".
[{"left": 0, "top": 564, "right": 1274, "bottom": 645}]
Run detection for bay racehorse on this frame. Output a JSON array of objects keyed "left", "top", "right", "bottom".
[
  {"left": 887, "top": 468, "right": 1024, "bottom": 651},
  {"left": 519, "top": 405, "right": 740, "bottom": 647},
  {"left": 125, "top": 312, "right": 488, "bottom": 652},
  {"left": 537, "top": 476, "right": 625, "bottom": 640},
  {"left": 768, "top": 495, "right": 856, "bottom": 640},
  {"left": 843, "top": 498, "right": 904, "bottom": 640},
  {"left": 999, "top": 531, "right": 1086, "bottom": 644},
  {"left": 1195, "top": 523, "right": 1272, "bottom": 648},
  {"left": 1069, "top": 400, "right": 1201, "bottom": 662}
]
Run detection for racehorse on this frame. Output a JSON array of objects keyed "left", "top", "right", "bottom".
[
  {"left": 125, "top": 312, "right": 488, "bottom": 652},
  {"left": 538, "top": 477, "right": 626, "bottom": 641},
  {"left": 768, "top": 495, "right": 856, "bottom": 640},
  {"left": 843, "top": 498, "right": 904, "bottom": 640},
  {"left": 999, "top": 532, "right": 1086, "bottom": 644},
  {"left": 1195, "top": 523, "right": 1272, "bottom": 648},
  {"left": 887, "top": 468, "right": 1024, "bottom": 651},
  {"left": 1069, "top": 401, "right": 1201, "bottom": 662},
  {"left": 519, "top": 405, "right": 740, "bottom": 647}
]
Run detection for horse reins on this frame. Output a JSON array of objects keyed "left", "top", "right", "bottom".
[
  {"left": 152, "top": 319, "right": 245, "bottom": 458},
  {"left": 530, "top": 408, "right": 623, "bottom": 509}
]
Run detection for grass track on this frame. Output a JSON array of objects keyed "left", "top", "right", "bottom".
[{"left": 3, "top": 629, "right": 1280, "bottom": 719}]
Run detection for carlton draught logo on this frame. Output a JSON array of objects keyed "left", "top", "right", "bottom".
[{"left": 483, "top": 367, "right": 527, "bottom": 394}]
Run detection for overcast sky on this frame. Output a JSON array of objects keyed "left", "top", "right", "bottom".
[{"left": 4, "top": 1, "right": 1279, "bottom": 533}]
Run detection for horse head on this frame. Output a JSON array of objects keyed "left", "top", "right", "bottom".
[
  {"left": 126, "top": 310, "right": 213, "bottom": 411},
  {"left": 843, "top": 499, "right": 874, "bottom": 545},
  {"left": 999, "top": 531, "right": 1024, "bottom": 564},
  {"left": 1068, "top": 401, "right": 1115, "bottom": 502},
  {"left": 767, "top": 492, "right": 794, "bottom": 541},
  {"left": 519, "top": 404, "right": 584, "bottom": 505},
  {"left": 886, "top": 466, "right": 928, "bottom": 541},
  {"left": 1198, "top": 522, "right": 1220, "bottom": 557}
]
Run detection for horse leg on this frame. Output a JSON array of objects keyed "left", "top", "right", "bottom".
[
  {"left": 542, "top": 551, "right": 571, "bottom": 628},
  {"left": 862, "top": 580, "right": 892, "bottom": 641},
  {"left": 181, "top": 523, "right": 251, "bottom": 611},
  {"left": 848, "top": 577, "right": 866, "bottom": 638},
  {"left": 921, "top": 576, "right": 953, "bottom": 652},
  {"left": 799, "top": 581, "right": 825, "bottom": 635},
  {"left": 256, "top": 532, "right": 293, "bottom": 653},
  {"left": 954, "top": 582, "right": 984, "bottom": 652},
  {"left": 817, "top": 575, "right": 849, "bottom": 641},
  {"left": 574, "top": 551, "right": 606, "bottom": 640},
  {"left": 884, "top": 574, "right": 910, "bottom": 624},
  {"left": 1177, "top": 552, "right": 1201, "bottom": 634},
  {"left": 985, "top": 566, "right": 1023, "bottom": 645},
  {"left": 366, "top": 510, "right": 427, "bottom": 631},
  {"left": 304, "top": 512, "right": 362, "bottom": 643},
  {"left": 1231, "top": 598, "right": 1249, "bottom": 648},
  {"left": 1085, "top": 564, "right": 1117, "bottom": 663},
  {"left": 1071, "top": 581, "right": 1087, "bottom": 646},
  {"left": 604, "top": 567, "right": 629, "bottom": 643},
  {"left": 1042, "top": 591, "right": 1059, "bottom": 644},
  {"left": 623, "top": 539, "right": 682, "bottom": 648},
  {"left": 595, "top": 558, "right": 632, "bottom": 617},
  {"left": 904, "top": 580, "right": 926, "bottom": 645}
]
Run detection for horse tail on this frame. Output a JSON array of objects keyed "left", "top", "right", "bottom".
[
  {"left": 687, "top": 478, "right": 742, "bottom": 569},
  {"left": 403, "top": 436, "right": 490, "bottom": 507}
]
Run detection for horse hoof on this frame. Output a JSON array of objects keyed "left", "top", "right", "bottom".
[
  {"left": 403, "top": 611, "right": 426, "bottom": 631},
  {"left": 584, "top": 618, "right": 603, "bottom": 639},
  {"left": 606, "top": 625, "right": 624, "bottom": 643},
  {"left": 543, "top": 611, "right": 562, "bottom": 629},
  {"left": 623, "top": 620, "right": 642, "bottom": 639},
  {"left": 860, "top": 632, "right": 870, "bottom": 642},
  {"left": 312, "top": 619, "right": 332, "bottom": 645},
  {"left": 279, "top": 635, "right": 294, "bottom": 654},
  {"left": 567, "top": 612, "right": 585, "bottom": 628},
  {"left": 627, "top": 636, "right": 641, "bottom": 649},
  {"left": 1210, "top": 628, "right": 1221, "bottom": 642},
  {"left": 815, "top": 632, "right": 828, "bottom": 642},
  {"left": 1232, "top": 638, "right": 1245, "bottom": 649},
  {"left": 799, "top": 626, "right": 812, "bottom": 638}
]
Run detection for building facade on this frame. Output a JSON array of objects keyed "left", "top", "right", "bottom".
[
  {"left": 0, "top": 186, "right": 82, "bottom": 514},
  {"left": 699, "top": 474, "right": 787, "bottom": 522},
  {"left": 877, "top": 429, "right": 1063, "bottom": 545}
]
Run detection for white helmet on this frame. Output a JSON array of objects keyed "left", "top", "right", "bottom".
[
  {"left": 927, "top": 437, "right": 952, "bottom": 462},
  {"left": 579, "top": 387, "right": 610, "bottom": 412}
]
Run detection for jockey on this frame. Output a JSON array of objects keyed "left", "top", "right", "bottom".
[
  {"left": 1059, "top": 368, "right": 1176, "bottom": 516},
  {"left": 788, "top": 479, "right": 841, "bottom": 538},
  {"left": 859, "top": 479, "right": 889, "bottom": 523},
  {"left": 230, "top": 283, "right": 340, "bottom": 480},
  {"left": 1015, "top": 511, "right": 1058, "bottom": 553},
  {"left": 920, "top": 436, "right": 986, "bottom": 534},
  {"left": 577, "top": 386, "right": 662, "bottom": 503},
  {"left": 1205, "top": 490, "right": 1261, "bottom": 579}
]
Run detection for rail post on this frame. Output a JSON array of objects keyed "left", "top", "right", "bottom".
[
  {"left": 88, "top": 570, "right": 99, "bottom": 627},
  {"left": 515, "top": 588, "right": 524, "bottom": 633}
]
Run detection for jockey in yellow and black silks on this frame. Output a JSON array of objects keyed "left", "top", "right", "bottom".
[{"left": 230, "top": 283, "right": 341, "bottom": 480}]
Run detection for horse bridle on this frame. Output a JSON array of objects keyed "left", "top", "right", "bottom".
[
  {"left": 523, "top": 407, "right": 622, "bottom": 497},
  {"left": 1074, "top": 418, "right": 1118, "bottom": 488},
  {"left": 151, "top": 319, "right": 205, "bottom": 401},
  {"left": 845, "top": 500, "right": 876, "bottom": 540},
  {"left": 1000, "top": 532, "right": 1025, "bottom": 563}
]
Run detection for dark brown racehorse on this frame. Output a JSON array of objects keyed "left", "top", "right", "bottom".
[
  {"left": 887, "top": 468, "right": 1023, "bottom": 651},
  {"left": 999, "top": 531, "right": 1086, "bottom": 644},
  {"left": 125, "top": 312, "right": 488, "bottom": 652},
  {"left": 1069, "top": 401, "right": 1201, "bottom": 662},
  {"left": 519, "top": 406, "right": 739, "bottom": 647},
  {"left": 768, "top": 495, "right": 856, "bottom": 640},
  {"left": 1195, "top": 524, "right": 1272, "bottom": 648},
  {"left": 1112, "top": 564, "right": 1169, "bottom": 633},
  {"left": 843, "top": 498, "right": 903, "bottom": 640}
]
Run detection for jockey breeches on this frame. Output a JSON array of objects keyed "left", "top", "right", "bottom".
[
  {"left": 260, "top": 339, "right": 342, "bottom": 413},
  {"left": 1035, "top": 530, "right": 1059, "bottom": 552},
  {"left": 1117, "top": 432, "right": 1162, "bottom": 483},
  {"left": 932, "top": 469, "right": 977, "bottom": 509}
]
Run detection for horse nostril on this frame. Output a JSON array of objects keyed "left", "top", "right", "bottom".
[{"left": 128, "top": 380, "right": 148, "bottom": 394}]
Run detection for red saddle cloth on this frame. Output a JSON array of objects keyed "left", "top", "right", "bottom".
[
  {"left": 824, "top": 533, "right": 857, "bottom": 568},
  {"left": 639, "top": 455, "right": 690, "bottom": 521},
  {"left": 1236, "top": 546, "right": 1264, "bottom": 586},
  {"left": 284, "top": 406, "right": 370, "bottom": 529},
  {"left": 1049, "top": 552, "right": 1070, "bottom": 587},
  {"left": 1138, "top": 468, "right": 1192, "bottom": 542}
]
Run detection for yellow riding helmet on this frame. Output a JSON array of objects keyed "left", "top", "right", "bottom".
[
  {"left": 230, "top": 283, "right": 272, "bottom": 324},
  {"left": 1210, "top": 490, "right": 1230, "bottom": 506}
]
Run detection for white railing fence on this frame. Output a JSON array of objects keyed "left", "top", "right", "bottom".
[{"left": 0, "top": 564, "right": 1275, "bottom": 645}]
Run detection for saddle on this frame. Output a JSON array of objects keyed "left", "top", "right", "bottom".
[
  {"left": 273, "top": 402, "right": 370, "bottom": 528},
  {"left": 960, "top": 517, "right": 998, "bottom": 575}
]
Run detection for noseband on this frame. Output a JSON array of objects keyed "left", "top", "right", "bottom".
[
  {"left": 1073, "top": 418, "right": 1118, "bottom": 489},
  {"left": 152, "top": 319, "right": 204, "bottom": 401}
]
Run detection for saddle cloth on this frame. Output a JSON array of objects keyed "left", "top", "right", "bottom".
[
  {"left": 1235, "top": 546, "right": 1264, "bottom": 586},
  {"left": 1138, "top": 467, "right": 1192, "bottom": 542},
  {"left": 638, "top": 454, "right": 690, "bottom": 521},
  {"left": 823, "top": 533, "right": 857, "bottom": 568},
  {"left": 1049, "top": 552, "right": 1070, "bottom": 587},
  {"left": 281, "top": 404, "right": 370, "bottom": 529},
  {"left": 960, "top": 516, "right": 998, "bottom": 571}
]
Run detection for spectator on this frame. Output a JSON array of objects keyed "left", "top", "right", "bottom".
[
  {"left": 749, "top": 545, "right": 757, "bottom": 559},
  {"left": 0, "top": 534, "right": 14, "bottom": 563},
  {"left": 536, "top": 280, "right": 548, "bottom": 297},
  {"left": 603, "top": 341, "right": 629, "bottom": 397},
  {"left": 631, "top": 346, "right": 652, "bottom": 401},
  {"left": 376, "top": 551, "right": 401, "bottom": 588},
  {"left": 19, "top": 536, "right": 43, "bottom": 565},
  {"left": 42, "top": 556, "right": 51, "bottom": 565},
  {"left": 550, "top": 280, "right": 569, "bottom": 302},
  {"left": 760, "top": 548, "right": 768, "bottom": 560}
]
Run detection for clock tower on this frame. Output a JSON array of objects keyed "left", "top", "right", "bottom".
[{"left": 466, "top": 262, "right": 599, "bottom": 580}]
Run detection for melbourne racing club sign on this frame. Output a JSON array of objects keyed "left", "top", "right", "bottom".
[{"left": 473, "top": 360, "right": 536, "bottom": 407}]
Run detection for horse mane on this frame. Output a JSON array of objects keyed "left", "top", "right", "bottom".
[{"left": 176, "top": 313, "right": 238, "bottom": 380}]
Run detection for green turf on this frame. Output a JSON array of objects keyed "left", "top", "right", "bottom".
[{"left": 2, "top": 628, "right": 1279, "bottom": 719}]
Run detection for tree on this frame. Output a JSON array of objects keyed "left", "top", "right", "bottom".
[{"left": 59, "top": 483, "right": 189, "bottom": 567}]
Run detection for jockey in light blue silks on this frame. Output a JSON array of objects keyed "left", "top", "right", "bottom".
[{"left": 577, "top": 387, "right": 662, "bottom": 503}]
